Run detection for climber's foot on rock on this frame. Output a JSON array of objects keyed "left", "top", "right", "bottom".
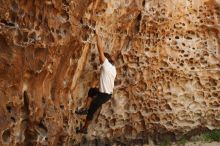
[
  {"left": 75, "top": 108, "right": 88, "bottom": 115},
  {"left": 76, "top": 127, "right": 88, "bottom": 134}
]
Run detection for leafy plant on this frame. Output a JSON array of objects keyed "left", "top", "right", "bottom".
[{"left": 202, "top": 129, "right": 220, "bottom": 142}]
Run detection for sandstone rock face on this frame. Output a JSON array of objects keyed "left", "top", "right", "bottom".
[{"left": 0, "top": 0, "right": 219, "bottom": 145}]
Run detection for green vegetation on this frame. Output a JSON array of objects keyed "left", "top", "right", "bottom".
[
  {"left": 160, "top": 136, "right": 172, "bottom": 146},
  {"left": 202, "top": 129, "right": 220, "bottom": 142},
  {"left": 160, "top": 137, "right": 172, "bottom": 146},
  {"left": 158, "top": 129, "right": 220, "bottom": 146},
  {"left": 175, "top": 129, "right": 220, "bottom": 145},
  {"left": 176, "top": 138, "right": 187, "bottom": 146}
]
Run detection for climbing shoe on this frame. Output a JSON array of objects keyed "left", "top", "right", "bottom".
[
  {"left": 76, "top": 127, "right": 88, "bottom": 134},
  {"left": 75, "top": 108, "right": 88, "bottom": 115}
]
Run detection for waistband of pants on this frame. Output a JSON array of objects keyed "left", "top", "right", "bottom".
[{"left": 99, "top": 91, "right": 112, "bottom": 96}]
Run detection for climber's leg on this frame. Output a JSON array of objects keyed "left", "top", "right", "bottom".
[
  {"left": 75, "top": 98, "right": 91, "bottom": 115},
  {"left": 83, "top": 96, "right": 92, "bottom": 109},
  {"left": 84, "top": 96, "right": 92, "bottom": 108},
  {"left": 75, "top": 88, "right": 99, "bottom": 115},
  {"left": 95, "top": 106, "right": 102, "bottom": 123},
  {"left": 76, "top": 92, "right": 111, "bottom": 134}
]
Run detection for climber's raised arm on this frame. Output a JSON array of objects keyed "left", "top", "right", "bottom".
[{"left": 95, "top": 32, "right": 106, "bottom": 64}]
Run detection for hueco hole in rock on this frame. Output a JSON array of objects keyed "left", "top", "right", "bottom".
[{"left": 0, "top": 0, "right": 219, "bottom": 145}]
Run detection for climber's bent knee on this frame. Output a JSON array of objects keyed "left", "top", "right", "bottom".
[{"left": 88, "top": 87, "right": 99, "bottom": 98}]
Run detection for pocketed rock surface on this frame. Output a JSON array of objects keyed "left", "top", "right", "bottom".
[{"left": 0, "top": 0, "right": 219, "bottom": 145}]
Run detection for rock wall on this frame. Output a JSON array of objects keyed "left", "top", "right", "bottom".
[{"left": 0, "top": 0, "right": 219, "bottom": 145}]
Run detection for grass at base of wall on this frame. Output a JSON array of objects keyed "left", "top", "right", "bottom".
[
  {"left": 160, "top": 138, "right": 172, "bottom": 146},
  {"left": 159, "top": 129, "right": 220, "bottom": 146},
  {"left": 201, "top": 129, "right": 220, "bottom": 142},
  {"left": 176, "top": 138, "right": 187, "bottom": 146}
]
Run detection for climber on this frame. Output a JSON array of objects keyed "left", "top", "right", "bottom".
[{"left": 75, "top": 30, "right": 117, "bottom": 134}]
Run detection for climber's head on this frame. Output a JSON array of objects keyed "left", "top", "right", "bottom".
[{"left": 104, "top": 52, "right": 114, "bottom": 65}]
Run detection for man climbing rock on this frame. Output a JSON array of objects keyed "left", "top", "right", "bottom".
[{"left": 75, "top": 31, "right": 117, "bottom": 134}]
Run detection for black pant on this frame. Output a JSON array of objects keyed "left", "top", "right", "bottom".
[{"left": 86, "top": 88, "right": 112, "bottom": 121}]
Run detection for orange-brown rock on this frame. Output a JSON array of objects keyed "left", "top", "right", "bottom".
[{"left": 0, "top": 0, "right": 219, "bottom": 145}]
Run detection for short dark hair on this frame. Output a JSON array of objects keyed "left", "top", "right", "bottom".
[{"left": 104, "top": 52, "right": 114, "bottom": 65}]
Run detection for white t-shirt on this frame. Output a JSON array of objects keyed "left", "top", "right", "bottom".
[{"left": 99, "top": 58, "right": 117, "bottom": 94}]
